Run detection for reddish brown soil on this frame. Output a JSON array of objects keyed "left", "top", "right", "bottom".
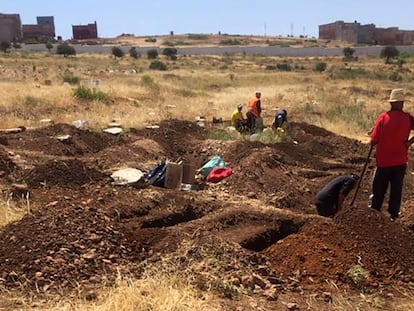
[{"left": 0, "top": 119, "right": 413, "bottom": 302}]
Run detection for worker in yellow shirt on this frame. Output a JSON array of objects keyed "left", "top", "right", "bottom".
[{"left": 231, "top": 104, "right": 247, "bottom": 133}]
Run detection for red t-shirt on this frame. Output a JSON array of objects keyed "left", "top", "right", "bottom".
[{"left": 371, "top": 110, "right": 414, "bottom": 167}]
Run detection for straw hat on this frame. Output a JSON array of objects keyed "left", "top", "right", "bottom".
[{"left": 389, "top": 88, "right": 404, "bottom": 103}]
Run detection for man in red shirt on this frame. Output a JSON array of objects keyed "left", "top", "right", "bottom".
[{"left": 369, "top": 88, "right": 414, "bottom": 220}]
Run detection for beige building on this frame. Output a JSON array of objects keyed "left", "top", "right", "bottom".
[{"left": 319, "top": 20, "right": 414, "bottom": 45}]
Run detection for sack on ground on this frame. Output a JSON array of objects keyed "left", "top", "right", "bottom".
[
  {"left": 146, "top": 161, "right": 167, "bottom": 187},
  {"left": 199, "top": 155, "right": 226, "bottom": 177},
  {"left": 206, "top": 167, "right": 233, "bottom": 183}
]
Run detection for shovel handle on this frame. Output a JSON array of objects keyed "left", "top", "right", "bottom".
[{"left": 349, "top": 144, "right": 374, "bottom": 207}]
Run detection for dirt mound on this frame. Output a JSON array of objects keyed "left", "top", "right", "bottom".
[
  {"left": 24, "top": 159, "right": 108, "bottom": 188},
  {"left": 0, "top": 146, "right": 15, "bottom": 175},
  {"left": 0, "top": 200, "right": 126, "bottom": 290},
  {"left": 1, "top": 119, "right": 414, "bottom": 299},
  {"left": 132, "top": 119, "right": 207, "bottom": 160},
  {"left": 264, "top": 204, "right": 414, "bottom": 290},
  {"left": 6, "top": 123, "right": 121, "bottom": 156}
]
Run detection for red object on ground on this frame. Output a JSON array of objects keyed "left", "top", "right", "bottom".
[{"left": 206, "top": 167, "right": 233, "bottom": 183}]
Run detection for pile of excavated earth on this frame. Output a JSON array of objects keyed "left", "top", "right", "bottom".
[{"left": 0, "top": 119, "right": 413, "bottom": 302}]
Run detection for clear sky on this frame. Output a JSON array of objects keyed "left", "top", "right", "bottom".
[{"left": 2, "top": 0, "right": 414, "bottom": 40}]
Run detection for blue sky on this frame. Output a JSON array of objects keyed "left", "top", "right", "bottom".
[{"left": 2, "top": 0, "right": 414, "bottom": 40}]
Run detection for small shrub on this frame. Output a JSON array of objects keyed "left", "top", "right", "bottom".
[
  {"left": 315, "top": 62, "right": 327, "bottom": 72},
  {"left": 63, "top": 74, "right": 80, "bottom": 85},
  {"left": 140, "top": 75, "right": 160, "bottom": 93},
  {"left": 147, "top": 49, "right": 159, "bottom": 59},
  {"left": 347, "top": 265, "right": 369, "bottom": 290},
  {"left": 389, "top": 71, "right": 402, "bottom": 82},
  {"left": 56, "top": 43, "right": 76, "bottom": 57},
  {"left": 45, "top": 41, "right": 53, "bottom": 52},
  {"left": 111, "top": 46, "right": 124, "bottom": 58},
  {"left": 163, "top": 47, "right": 178, "bottom": 60},
  {"left": 129, "top": 47, "right": 140, "bottom": 59},
  {"left": 73, "top": 86, "right": 110, "bottom": 102},
  {"left": 265, "top": 65, "right": 278, "bottom": 70},
  {"left": 149, "top": 60, "right": 167, "bottom": 71},
  {"left": 276, "top": 63, "right": 292, "bottom": 71},
  {"left": 343, "top": 47, "right": 355, "bottom": 61},
  {"left": 145, "top": 37, "right": 157, "bottom": 43},
  {"left": 0, "top": 41, "right": 11, "bottom": 53},
  {"left": 380, "top": 46, "right": 399, "bottom": 64}
]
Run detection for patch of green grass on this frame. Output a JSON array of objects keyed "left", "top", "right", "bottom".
[
  {"left": 326, "top": 99, "right": 381, "bottom": 131},
  {"left": 174, "top": 89, "right": 198, "bottom": 97},
  {"left": 73, "top": 86, "right": 110, "bottom": 102},
  {"left": 208, "top": 128, "right": 240, "bottom": 141},
  {"left": 347, "top": 264, "right": 370, "bottom": 290},
  {"left": 63, "top": 73, "right": 80, "bottom": 85},
  {"left": 20, "top": 95, "right": 46, "bottom": 107},
  {"left": 329, "top": 67, "right": 388, "bottom": 80}
]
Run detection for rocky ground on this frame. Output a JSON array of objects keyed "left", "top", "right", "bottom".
[{"left": 0, "top": 119, "right": 413, "bottom": 309}]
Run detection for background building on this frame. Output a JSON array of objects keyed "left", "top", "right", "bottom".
[
  {"left": 319, "top": 20, "right": 414, "bottom": 45},
  {"left": 72, "top": 21, "right": 98, "bottom": 40},
  {"left": 0, "top": 13, "right": 22, "bottom": 42},
  {"left": 22, "top": 16, "right": 55, "bottom": 43}
]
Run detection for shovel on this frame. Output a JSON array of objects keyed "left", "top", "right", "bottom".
[{"left": 349, "top": 144, "right": 374, "bottom": 207}]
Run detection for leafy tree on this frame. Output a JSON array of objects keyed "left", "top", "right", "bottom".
[
  {"left": 56, "top": 43, "right": 76, "bottom": 57},
  {"left": 129, "top": 47, "right": 140, "bottom": 59},
  {"left": 163, "top": 47, "right": 178, "bottom": 60},
  {"left": 380, "top": 46, "right": 399, "bottom": 64},
  {"left": 45, "top": 41, "right": 54, "bottom": 52},
  {"left": 0, "top": 41, "right": 11, "bottom": 53},
  {"left": 343, "top": 47, "right": 355, "bottom": 60},
  {"left": 112, "top": 46, "right": 124, "bottom": 58},
  {"left": 147, "top": 49, "right": 159, "bottom": 59}
]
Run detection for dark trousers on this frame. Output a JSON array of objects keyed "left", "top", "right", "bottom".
[
  {"left": 369, "top": 164, "right": 406, "bottom": 218},
  {"left": 246, "top": 111, "right": 256, "bottom": 134},
  {"left": 316, "top": 202, "right": 338, "bottom": 218}
]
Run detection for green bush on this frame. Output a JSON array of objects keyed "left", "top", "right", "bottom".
[
  {"left": 147, "top": 49, "right": 159, "bottom": 59},
  {"left": 163, "top": 47, "right": 178, "bottom": 60},
  {"left": 149, "top": 60, "right": 167, "bottom": 71},
  {"left": 265, "top": 65, "right": 278, "bottom": 70},
  {"left": 380, "top": 46, "right": 399, "bottom": 64},
  {"left": 145, "top": 37, "right": 157, "bottom": 43},
  {"left": 63, "top": 74, "right": 80, "bottom": 85},
  {"left": 56, "top": 43, "right": 76, "bottom": 57},
  {"left": 73, "top": 86, "right": 110, "bottom": 102},
  {"left": 112, "top": 46, "right": 124, "bottom": 58},
  {"left": 0, "top": 41, "right": 11, "bottom": 53},
  {"left": 129, "top": 47, "right": 140, "bottom": 59},
  {"left": 276, "top": 63, "right": 292, "bottom": 71},
  {"left": 315, "top": 62, "right": 327, "bottom": 72},
  {"left": 45, "top": 41, "right": 53, "bottom": 52}
]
